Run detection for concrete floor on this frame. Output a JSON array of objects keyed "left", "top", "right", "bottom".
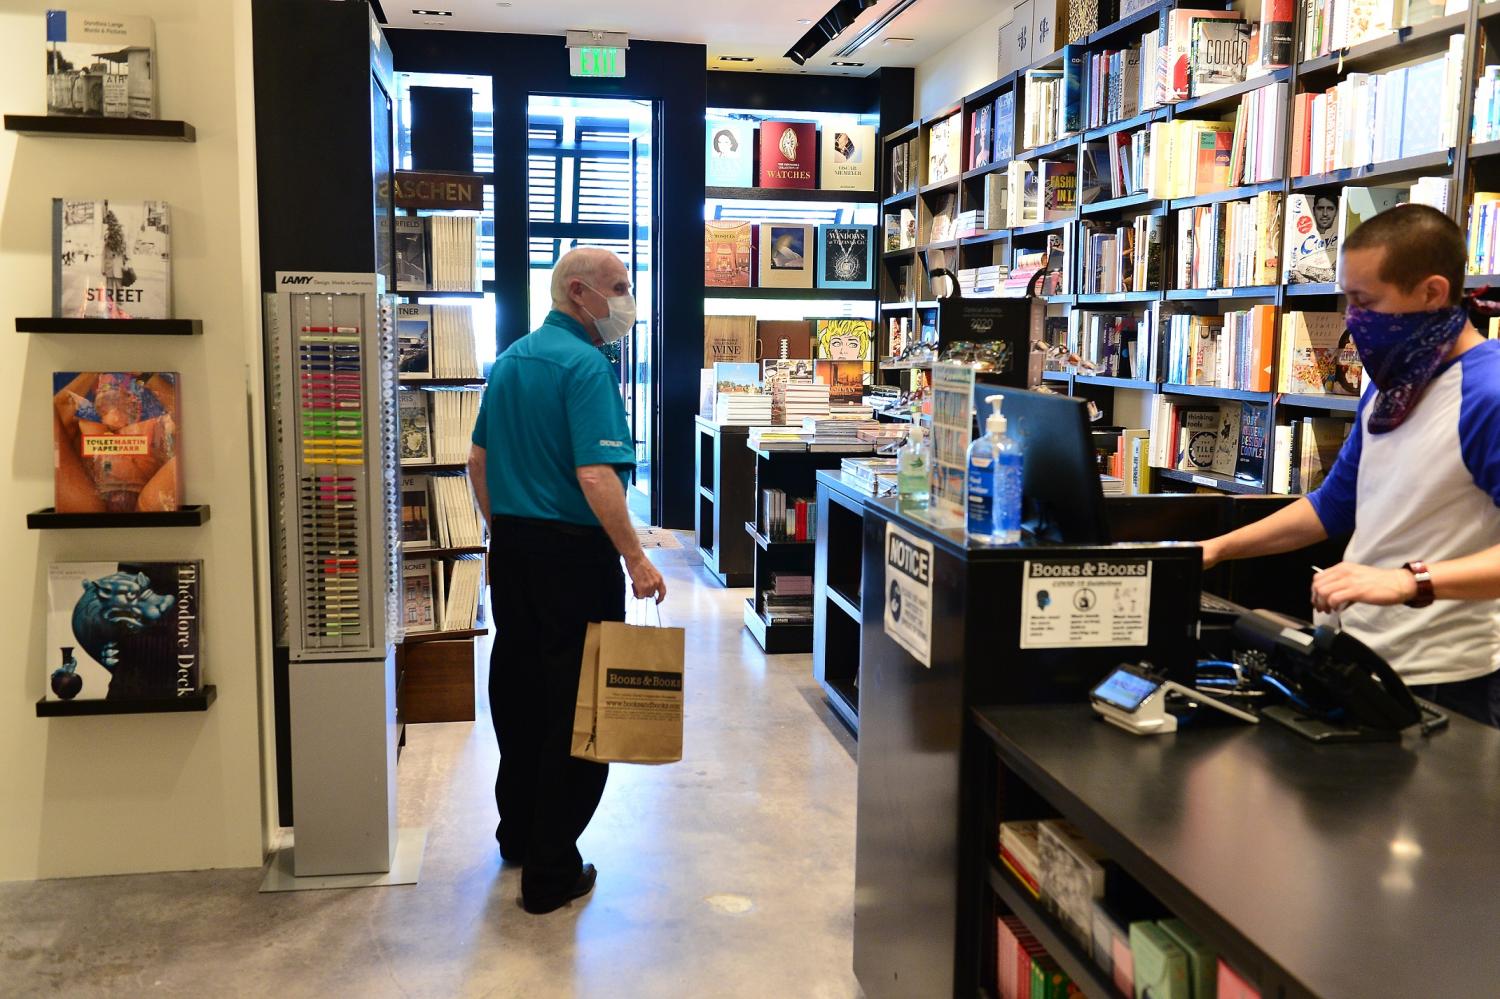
[{"left": 0, "top": 545, "right": 863, "bottom": 998}]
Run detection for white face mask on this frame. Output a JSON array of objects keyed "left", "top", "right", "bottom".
[{"left": 582, "top": 283, "right": 637, "bottom": 344}]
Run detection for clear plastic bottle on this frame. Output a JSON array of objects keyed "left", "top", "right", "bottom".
[
  {"left": 967, "top": 395, "right": 1023, "bottom": 545},
  {"left": 897, "top": 425, "right": 930, "bottom": 514}
]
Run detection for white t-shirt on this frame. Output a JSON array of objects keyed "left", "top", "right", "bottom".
[{"left": 1308, "top": 339, "right": 1500, "bottom": 685}]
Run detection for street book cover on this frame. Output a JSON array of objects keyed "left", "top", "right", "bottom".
[
  {"left": 53, "top": 371, "right": 180, "bottom": 513},
  {"left": 46, "top": 560, "right": 202, "bottom": 701},
  {"left": 53, "top": 198, "right": 171, "bottom": 319}
]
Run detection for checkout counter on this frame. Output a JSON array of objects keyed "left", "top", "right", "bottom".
[{"left": 846, "top": 390, "right": 1500, "bottom": 999}]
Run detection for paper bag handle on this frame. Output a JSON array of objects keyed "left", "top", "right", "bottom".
[{"left": 628, "top": 597, "right": 664, "bottom": 628}]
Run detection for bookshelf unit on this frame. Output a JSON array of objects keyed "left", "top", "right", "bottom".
[{"left": 882, "top": 0, "right": 1500, "bottom": 497}]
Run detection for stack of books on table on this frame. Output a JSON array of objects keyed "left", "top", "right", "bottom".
[
  {"left": 748, "top": 426, "right": 806, "bottom": 451},
  {"left": 716, "top": 392, "right": 773, "bottom": 426},
  {"left": 763, "top": 572, "right": 814, "bottom": 625},
  {"left": 803, "top": 416, "right": 881, "bottom": 440},
  {"left": 778, "top": 381, "right": 831, "bottom": 425},
  {"left": 841, "top": 456, "right": 900, "bottom": 494}
]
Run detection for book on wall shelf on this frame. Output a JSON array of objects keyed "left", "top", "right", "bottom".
[
  {"left": 1161, "top": 306, "right": 1275, "bottom": 391},
  {"left": 394, "top": 215, "right": 480, "bottom": 292},
  {"left": 45, "top": 560, "right": 202, "bottom": 703},
  {"left": 757, "top": 224, "right": 816, "bottom": 288},
  {"left": 820, "top": 124, "right": 876, "bottom": 192},
  {"left": 1174, "top": 191, "right": 1282, "bottom": 290},
  {"left": 403, "top": 557, "right": 441, "bottom": 634},
  {"left": 705, "top": 221, "right": 754, "bottom": 287},
  {"left": 758, "top": 120, "right": 817, "bottom": 189},
  {"left": 401, "top": 474, "right": 433, "bottom": 550},
  {"left": 53, "top": 199, "right": 171, "bottom": 319},
  {"left": 927, "top": 112, "right": 962, "bottom": 185},
  {"left": 1271, "top": 416, "right": 1352, "bottom": 494},
  {"left": 44, "top": 10, "right": 157, "bottom": 119},
  {"left": 397, "top": 304, "right": 433, "bottom": 378},
  {"left": 1298, "top": 0, "right": 1454, "bottom": 62},
  {"left": 1149, "top": 396, "right": 1247, "bottom": 477},
  {"left": 706, "top": 119, "right": 755, "bottom": 187},
  {"left": 1277, "top": 310, "right": 1364, "bottom": 395},
  {"left": 816, "top": 224, "right": 874, "bottom": 289},
  {"left": 53, "top": 372, "right": 180, "bottom": 513},
  {"left": 970, "top": 104, "right": 993, "bottom": 171}
]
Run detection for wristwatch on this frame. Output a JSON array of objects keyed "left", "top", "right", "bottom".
[{"left": 1403, "top": 561, "right": 1436, "bottom": 608}]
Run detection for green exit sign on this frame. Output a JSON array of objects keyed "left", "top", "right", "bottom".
[{"left": 571, "top": 46, "right": 626, "bottom": 78}]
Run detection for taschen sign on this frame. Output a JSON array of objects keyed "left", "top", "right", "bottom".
[{"left": 388, "top": 170, "right": 485, "bottom": 211}]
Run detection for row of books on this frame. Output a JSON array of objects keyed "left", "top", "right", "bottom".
[
  {"left": 1278, "top": 310, "right": 1366, "bottom": 396},
  {"left": 1299, "top": 0, "right": 1460, "bottom": 61},
  {"left": 1473, "top": 64, "right": 1500, "bottom": 143},
  {"left": 1289, "top": 46, "right": 1463, "bottom": 178},
  {"left": 707, "top": 221, "right": 874, "bottom": 290},
  {"left": 1175, "top": 192, "right": 1283, "bottom": 290},
  {"left": 1080, "top": 216, "right": 1165, "bottom": 294},
  {"left": 1161, "top": 307, "right": 1276, "bottom": 392},
  {"left": 997, "top": 818, "right": 1264, "bottom": 999},
  {"left": 703, "top": 317, "right": 876, "bottom": 368},
  {"left": 1098, "top": 428, "right": 1153, "bottom": 495},
  {"left": 760, "top": 489, "right": 818, "bottom": 543},
  {"left": 707, "top": 119, "right": 875, "bottom": 192},
  {"left": 1468, "top": 191, "right": 1500, "bottom": 274},
  {"left": 1272, "top": 417, "right": 1352, "bottom": 494},
  {"left": 400, "top": 472, "right": 486, "bottom": 550},
  {"left": 394, "top": 215, "right": 480, "bottom": 293},
  {"left": 402, "top": 556, "right": 485, "bottom": 635},
  {"left": 1148, "top": 397, "right": 1264, "bottom": 480},
  {"left": 397, "top": 386, "right": 480, "bottom": 466},
  {"left": 1080, "top": 45, "right": 1144, "bottom": 132},
  {"left": 1071, "top": 311, "right": 1147, "bottom": 379},
  {"left": 396, "top": 303, "right": 482, "bottom": 379}
]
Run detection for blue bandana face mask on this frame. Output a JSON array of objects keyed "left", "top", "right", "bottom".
[{"left": 1344, "top": 305, "right": 1467, "bottom": 434}]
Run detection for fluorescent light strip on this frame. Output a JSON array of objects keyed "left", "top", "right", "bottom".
[{"left": 833, "top": 0, "right": 922, "bottom": 57}]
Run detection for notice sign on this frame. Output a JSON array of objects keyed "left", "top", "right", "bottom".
[
  {"left": 884, "top": 522, "right": 934, "bottom": 667},
  {"left": 1020, "top": 559, "right": 1151, "bottom": 649}
]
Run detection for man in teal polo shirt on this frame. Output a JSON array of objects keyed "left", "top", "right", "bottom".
[{"left": 468, "top": 247, "right": 666, "bottom": 915}]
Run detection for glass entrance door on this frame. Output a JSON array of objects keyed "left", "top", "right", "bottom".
[{"left": 525, "top": 95, "right": 658, "bottom": 523}]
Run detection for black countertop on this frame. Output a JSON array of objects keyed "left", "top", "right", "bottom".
[{"left": 973, "top": 704, "right": 1500, "bottom": 998}]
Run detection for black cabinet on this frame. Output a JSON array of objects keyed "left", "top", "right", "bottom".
[
  {"left": 694, "top": 417, "right": 754, "bottom": 587},
  {"left": 813, "top": 471, "right": 872, "bottom": 735}
]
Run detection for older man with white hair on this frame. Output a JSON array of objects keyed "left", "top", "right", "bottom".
[{"left": 468, "top": 246, "right": 666, "bottom": 914}]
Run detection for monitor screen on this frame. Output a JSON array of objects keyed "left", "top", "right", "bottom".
[
  {"left": 971, "top": 386, "right": 1111, "bottom": 544},
  {"left": 1092, "top": 668, "right": 1160, "bottom": 712}
]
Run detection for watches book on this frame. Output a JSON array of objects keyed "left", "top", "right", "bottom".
[
  {"left": 53, "top": 371, "right": 180, "bottom": 513},
  {"left": 53, "top": 199, "right": 172, "bottom": 319},
  {"left": 46, "top": 560, "right": 202, "bottom": 702},
  {"left": 757, "top": 121, "right": 817, "bottom": 189}
]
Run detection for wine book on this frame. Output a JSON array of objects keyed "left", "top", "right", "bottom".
[
  {"left": 704, "top": 221, "right": 754, "bottom": 287},
  {"left": 46, "top": 560, "right": 203, "bottom": 702},
  {"left": 820, "top": 124, "right": 876, "bottom": 191},
  {"left": 757, "top": 121, "right": 817, "bottom": 189},
  {"left": 706, "top": 119, "right": 754, "bottom": 187},
  {"left": 53, "top": 199, "right": 171, "bottom": 319},
  {"left": 53, "top": 372, "right": 180, "bottom": 513},
  {"left": 45, "top": 10, "right": 157, "bottom": 119}
]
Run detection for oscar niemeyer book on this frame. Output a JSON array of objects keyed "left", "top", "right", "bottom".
[
  {"left": 46, "top": 560, "right": 203, "bottom": 702},
  {"left": 758, "top": 121, "right": 817, "bottom": 189},
  {"left": 53, "top": 199, "right": 172, "bottom": 319},
  {"left": 53, "top": 372, "right": 180, "bottom": 513},
  {"left": 820, "top": 124, "right": 876, "bottom": 191}
]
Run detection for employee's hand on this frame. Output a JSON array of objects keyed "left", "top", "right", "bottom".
[
  {"left": 627, "top": 554, "right": 667, "bottom": 604},
  {"left": 1311, "top": 562, "right": 1417, "bottom": 613},
  {"left": 1200, "top": 537, "right": 1226, "bottom": 570}
]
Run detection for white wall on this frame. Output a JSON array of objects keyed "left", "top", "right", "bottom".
[
  {"left": 0, "top": 0, "right": 272, "bottom": 879},
  {"left": 913, "top": 6, "right": 1016, "bottom": 119}
]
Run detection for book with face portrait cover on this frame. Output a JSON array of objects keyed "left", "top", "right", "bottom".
[
  {"left": 46, "top": 560, "right": 202, "bottom": 702},
  {"left": 706, "top": 119, "right": 754, "bottom": 187},
  {"left": 53, "top": 371, "right": 180, "bottom": 513}
]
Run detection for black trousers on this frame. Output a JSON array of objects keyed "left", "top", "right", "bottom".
[{"left": 489, "top": 515, "right": 625, "bottom": 903}]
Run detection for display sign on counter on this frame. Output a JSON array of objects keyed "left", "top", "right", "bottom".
[
  {"left": 1020, "top": 559, "right": 1151, "bottom": 649},
  {"left": 884, "top": 522, "right": 934, "bottom": 667},
  {"left": 929, "top": 362, "right": 975, "bottom": 528}
]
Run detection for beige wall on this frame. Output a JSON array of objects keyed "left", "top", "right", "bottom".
[
  {"left": 0, "top": 0, "right": 273, "bottom": 879},
  {"left": 913, "top": 6, "right": 1016, "bottom": 119}
]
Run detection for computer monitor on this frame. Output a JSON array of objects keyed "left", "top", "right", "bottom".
[{"left": 970, "top": 386, "right": 1111, "bottom": 544}]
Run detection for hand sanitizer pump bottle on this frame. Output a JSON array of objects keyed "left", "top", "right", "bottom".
[
  {"left": 897, "top": 425, "right": 930, "bottom": 514},
  {"left": 967, "top": 395, "right": 1024, "bottom": 545}
]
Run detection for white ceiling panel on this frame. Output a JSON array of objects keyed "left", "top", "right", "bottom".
[{"left": 382, "top": 0, "right": 1011, "bottom": 76}]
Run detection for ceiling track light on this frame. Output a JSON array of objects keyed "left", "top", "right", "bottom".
[
  {"left": 411, "top": 8, "right": 453, "bottom": 15},
  {"left": 834, "top": 0, "right": 923, "bottom": 57},
  {"left": 784, "top": 0, "right": 879, "bottom": 65},
  {"left": 718, "top": 55, "right": 755, "bottom": 62}
]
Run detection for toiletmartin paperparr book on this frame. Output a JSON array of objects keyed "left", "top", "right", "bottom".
[
  {"left": 45, "top": 10, "right": 158, "bottom": 119},
  {"left": 53, "top": 199, "right": 171, "bottom": 319},
  {"left": 46, "top": 560, "right": 203, "bottom": 701},
  {"left": 53, "top": 371, "right": 180, "bottom": 513}
]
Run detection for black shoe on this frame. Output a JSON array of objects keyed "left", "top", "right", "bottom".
[
  {"left": 521, "top": 864, "right": 597, "bottom": 915},
  {"left": 496, "top": 828, "right": 525, "bottom": 865}
]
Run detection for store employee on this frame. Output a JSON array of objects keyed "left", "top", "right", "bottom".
[
  {"left": 1200, "top": 205, "right": 1500, "bottom": 727},
  {"left": 467, "top": 247, "right": 665, "bottom": 914}
]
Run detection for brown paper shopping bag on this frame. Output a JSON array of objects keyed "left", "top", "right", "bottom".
[{"left": 572, "top": 610, "right": 684, "bottom": 764}]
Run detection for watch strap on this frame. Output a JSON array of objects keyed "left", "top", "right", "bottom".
[{"left": 1403, "top": 561, "right": 1435, "bottom": 608}]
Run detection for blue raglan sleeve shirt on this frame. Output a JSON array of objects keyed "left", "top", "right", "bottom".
[{"left": 1458, "top": 341, "right": 1500, "bottom": 507}]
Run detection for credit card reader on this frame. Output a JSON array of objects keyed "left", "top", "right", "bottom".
[{"left": 1091, "top": 663, "right": 1259, "bottom": 735}]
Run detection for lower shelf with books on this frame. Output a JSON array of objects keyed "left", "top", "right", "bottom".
[
  {"left": 988, "top": 860, "right": 1118, "bottom": 999},
  {"left": 1153, "top": 467, "right": 1264, "bottom": 495},
  {"left": 1277, "top": 392, "right": 1359, "bottom": 413}
]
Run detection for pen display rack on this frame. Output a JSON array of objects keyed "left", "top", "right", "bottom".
[{"left": 266, "top": 271, "right": 403, "bottom": 660}]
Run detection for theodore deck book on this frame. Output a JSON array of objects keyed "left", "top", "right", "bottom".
[
  {"left": 46, "top": 560, "right": 202, "bottom": 701},
  {"left": 53, "top": 371, "right": 180, "bottom": 513}
]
